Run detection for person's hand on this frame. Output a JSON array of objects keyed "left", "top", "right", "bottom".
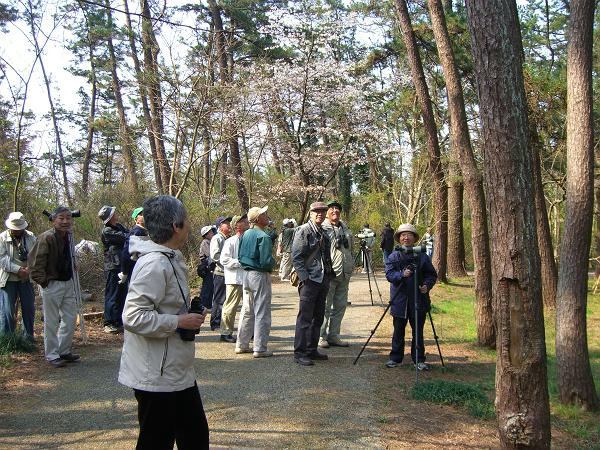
[
  {"left": 403, "top": 268, "right": 413, "bottom": 278},
  {"left": 419, "top": 284, "right": 429, "bottom": 294},
  {"left": 178, "top": 313, "right": 205, "bottom": 330},
  {"left": 17, "top": 267, "right": 29, "bottom": 280},
  {"left": 117, "top": 272, "right": 128, "bottom": 284}
]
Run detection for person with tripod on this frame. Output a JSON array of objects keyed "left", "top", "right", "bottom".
[{"left": 384, "top": 224, "right": 437, "bottom": 370}]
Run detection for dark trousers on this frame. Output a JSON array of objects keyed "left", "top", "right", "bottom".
[
  {"left": 134, "top": 383, "right": 209, "bottom": 450},
  {"left": 210, "top": 274, "right": 226, "bottom": 330},
  {"left": 199, "top": 272, "right": 214, "bottom": 310},
  {"left": 0, "top": 281, "right": 35, "bottom": 338},
  {"left": 294, "top": 278, "right": 330, "bottom": 357},
  {"left": 104, "top": 269, "right": 126, "bottom": 326},
  {"left": 389, "top": 309, "right": 426, "bottom": 364}
]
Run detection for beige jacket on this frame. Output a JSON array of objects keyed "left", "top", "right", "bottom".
[{"left": 118, "top": 237, "right": 196, "bottom": 392}]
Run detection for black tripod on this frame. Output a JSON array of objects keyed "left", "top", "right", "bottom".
[
  {"left": 353, "top": 247, "right": 444, "bottom": 382},
  {"left": 354, "top": 241, "right": 384, "bottom": 306}
]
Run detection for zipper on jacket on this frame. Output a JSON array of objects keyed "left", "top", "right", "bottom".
[{"left": 160, "top": 339, "right": 169, "bottom": 376}]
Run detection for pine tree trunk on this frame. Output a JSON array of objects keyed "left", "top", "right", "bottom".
[
  {"left": 123, "top": 0, "right": 163, "bottom": 194},
  {"left": 427, "top": 0, "right": 494, "bottom": 346},
  {"left": 466, "top": 1, "right": 551, "bottom": 446},
  {"left": 394, "top": 0, "right": 448, "bottom": 283},
  {"left": 140, "top": 0, "right": 171, "bottom": 193},
  {"left": 82, "top": 45, "right": 97, "bottom": 197},
  {"left": 105, "top": 0, "right": 139, "bottom": 195},
  {"left": 556, "top": 0, "right": 599, "bottom": 411},
  {"left": 447, "top": 164, "right": 467, "bottom": 277}
]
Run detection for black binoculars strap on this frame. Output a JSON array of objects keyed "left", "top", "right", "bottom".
[{"left": 162, "top": 252, "right": 189, "bottom": 310}]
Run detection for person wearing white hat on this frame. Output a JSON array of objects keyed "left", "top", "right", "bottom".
[
  {"left": 236, "top": 206, "right": 275, "bottom": 358},
  {"left": 0, "top": 212, "right": 37, "bottom": 340},
  {"left": 98, "top": 205, "right": 129, "bottom": 333}
]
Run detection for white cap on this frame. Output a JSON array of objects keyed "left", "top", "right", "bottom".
[{"left": 200, "top": 225, "right": 214, "bottom": 237}]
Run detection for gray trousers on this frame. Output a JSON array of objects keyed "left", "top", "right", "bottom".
[
  {"left": 237, "top": 271, "right": 272, "bottom": 352},
  {"left": 279, "top": 252, "right": 293, "bottom": 280},
  {"left": 41, "top": 280, "right": 77, "bottom": 361},
  {"left": 320, "top": 274, "right": 350, "bottom": 340}
]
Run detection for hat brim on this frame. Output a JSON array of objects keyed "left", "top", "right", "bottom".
[
  {"left": 103, "top": 207, "right": 116, "bottom": 224},
  {"left": 5, "top": 220, "right": 28, "bottom": 231},
  {"left": 394, "top": 230, "right": 419, "bottom": 242},
  {"left": 327, "top": 202, "right": 343, "bottom": 211}
]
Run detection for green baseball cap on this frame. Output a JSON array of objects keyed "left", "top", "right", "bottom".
[{"left": 131, "top": 207, "right": 144, "bottom": 220}]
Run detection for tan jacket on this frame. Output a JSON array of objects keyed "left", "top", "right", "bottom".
[
  {"left": 0, "top": 229, "right": 36, "bottom": 288},
  {"left": 118, "top": 237, "right": 196, "bottom": 392}
]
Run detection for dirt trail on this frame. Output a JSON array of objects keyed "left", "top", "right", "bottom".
[{"left": 0, "top": 274, "right": 498, "bottom": 449}]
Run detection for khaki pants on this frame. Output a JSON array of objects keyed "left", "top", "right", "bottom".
[
  {"left": 279, "top": 252, "right": 293, "bottom": 280},
  {"left": 42, "top": 279, "right": 77, "bottom": 361},
  {"left": 320, "top": 275, "right": 350, "bottom": 340},
  {"left": 220, "top": 284, "right": 242, "bottom": 334}
]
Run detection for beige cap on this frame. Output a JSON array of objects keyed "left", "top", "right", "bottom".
[
  {"left": 394, "top": 223, "right": 419, "bottom": 241},
  {"left": 248, "top": 206, "right": 268, "bottom": 223},
  {"left": 5, "top": 212, "right": 28, "bottom": 231}
]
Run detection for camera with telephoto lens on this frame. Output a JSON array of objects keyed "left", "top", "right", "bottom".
[
  {"left": 335, "top": 234, "right": 349, "bottom": 249},
  {"left": 43, "top": 209, "right": 81, "bottom": 220},
  {"left": 176, "top": 296, "right": 206, "bottom": 341},
  {"left": 396, "top": 245, "right": 427, "bottom": 255}
]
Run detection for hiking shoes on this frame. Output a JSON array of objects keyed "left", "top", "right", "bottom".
[
  {"left": 49, "top": 358, "right": 67, "bottom": 368},
  {"left": 235, "top": 347, "right": 252, "bottom": 354},
  {"left": 103, "top": 325, "right": 119, "bottom": 334},
  {"left": 308, "top": 351, "right": 328, "bottom": 361},
  {"left": 385, "top": 360, "right": 399, "bottom": 368},
  {"left": 294, "top": 356, "right": 314, "bottom": 366},
  {"left": 253, "top": 350, "right": 273, "bottom": 358},
  {"left": 220, "top": 334, "right": 236, "bottom": 343},
  {"left": 59, "top": 353, "right": 80, "bottom": 362},
  {"left": 328, "top": 337, "right": 349, "bottom": 347},
  {"left": 318, "top": 338, "right": 329, "bottom": 348}
]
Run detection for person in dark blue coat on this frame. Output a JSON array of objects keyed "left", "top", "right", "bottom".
[{"left": 384, "top": 223, "right": 437, "bottom": 370}]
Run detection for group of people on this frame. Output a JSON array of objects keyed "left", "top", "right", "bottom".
[{"left": 0, "top": 197, "right": 438, "bottom": 449}]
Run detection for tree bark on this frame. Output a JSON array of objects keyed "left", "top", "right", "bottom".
[
  {"left": 105, "top": 0, "right": 139, "bottom": 195},
  {"left": 123, "top": 0, "right": 162, "bottom": 193},
  {"left": 427, "top": 0, "right": 494, "bottom": 346},
  {"left": 394, "top": 0, "right": 448, "bottom": 283},
  {"left": 528, "top": 120, "right": 557, "bottom": 309},
  {"left": 81, "top": 34, "right": 97, "bottom": 197},
  {"left": 466, "top": 1, "right": 550, "bottom": 447},
  {"left": 555, "top": 0, "right": 599, "bottom": 411},
  {"left": 207, "top": 0, "right": 249, "bottom": 210},
  {"left": 140, "top": 0, "right": 171, "bottom": 194},
  {"left": 447, "top": 163, "right": 467, "bottom": 277}
]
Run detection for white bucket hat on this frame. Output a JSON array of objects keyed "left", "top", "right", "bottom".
[
  {"left": 394, "top": 223, "right": 419, "bottom": 241},
  {"left": 5, "top": 212, "right": 28, "bottom": 231}
]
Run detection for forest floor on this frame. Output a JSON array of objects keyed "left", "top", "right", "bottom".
[{"left": 0, "top": 273, "right": 598, "bottom": 449}]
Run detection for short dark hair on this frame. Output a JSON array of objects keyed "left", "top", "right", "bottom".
[{"left": 143, "top": 195, "right": 187, "bottom": 244}]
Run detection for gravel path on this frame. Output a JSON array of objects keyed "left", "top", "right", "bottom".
[{"left": 0, "top": 274, "right": 498, "bottom": 449}]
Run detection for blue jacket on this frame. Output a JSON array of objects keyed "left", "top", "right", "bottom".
[{"left": 385, "top": 250, "right": 437, "bottom": 318}]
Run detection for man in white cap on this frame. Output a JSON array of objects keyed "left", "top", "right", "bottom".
[
  {"left": 0, "top": 212, "right": 36, "bottom": 340},
  {"left": 98, "top": 205, "right": 128, "bottom": 333},
  {"left": 236, "top": 206, "right": 275, "bottom": 357},
  {"left": 28, "top": 207, "right": 80, "bottom": 367}
]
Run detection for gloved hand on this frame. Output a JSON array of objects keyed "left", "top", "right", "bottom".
[{"left": 118, "top": 272, "right": 128, "bottom": 284}]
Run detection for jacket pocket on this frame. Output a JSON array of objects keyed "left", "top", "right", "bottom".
[{"left": 160, "top": 339, "right": 169, "bottom": 376}]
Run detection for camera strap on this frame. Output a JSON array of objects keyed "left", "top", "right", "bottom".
[{"left": 162, "top": 252, "right": 189, "bottom": 309}]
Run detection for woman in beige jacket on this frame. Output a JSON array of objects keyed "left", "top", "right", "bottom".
[{"left": 118, "top": 195, "right": 209, "bottom": 449}]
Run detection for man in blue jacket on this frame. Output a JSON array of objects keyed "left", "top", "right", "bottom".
[{"left": 384, "top": 223, "right": 437, "bottom": 370}]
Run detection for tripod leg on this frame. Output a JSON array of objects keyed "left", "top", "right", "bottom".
[
  {"left": 353, "top": 302, "right": 392, "bottom": 365},
  {"left": 428, "top": 311, "right": 444, "bottom": 367}
]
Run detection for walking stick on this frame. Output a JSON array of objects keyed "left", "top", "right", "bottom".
[{"left": 69, "top": 232, "right": 87, "bottom": 344}]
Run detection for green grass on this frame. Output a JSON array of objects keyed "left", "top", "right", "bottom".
[
  {"left": 410, "top": 379, "right": 495, "bottom": 420},
  {"left": 428, "top": 278, "right": 600, "bottom": 446},
  {"left": 0, "top": 331, "right": 35, "bottom": 355}
]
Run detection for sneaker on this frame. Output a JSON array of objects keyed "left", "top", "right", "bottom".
[
  {"left": 308, "top": 351, "right": 328, "bottom": 361},
  {"left": 103, "top": 325, "right": 119, "bottom": 334},
  {"left": 235, "top": 347, "right": 252, "bottom": 354},
  {"left": 220, "top": 334, "right": 236, "bottom": 343},
  {"left": 59, "top": 353, "right": 80, "bottom": 362},
  {"left": 328, "top": 337, "right": 349, "bottom": 347},
  {"left": 385, "top": 360, "right": 399, "bottom": 368},
  {"left": 416, "top": 362, "right": 429, "bottom": 371},
  {"left": 318, "top": 338, "right": 329, "bottom": 348},
  {"left": 253, "top": 350, "right": 273, "bottom": 358},
  {"left": 49, "top": 358, "right": 67, "bottom": 368}
]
